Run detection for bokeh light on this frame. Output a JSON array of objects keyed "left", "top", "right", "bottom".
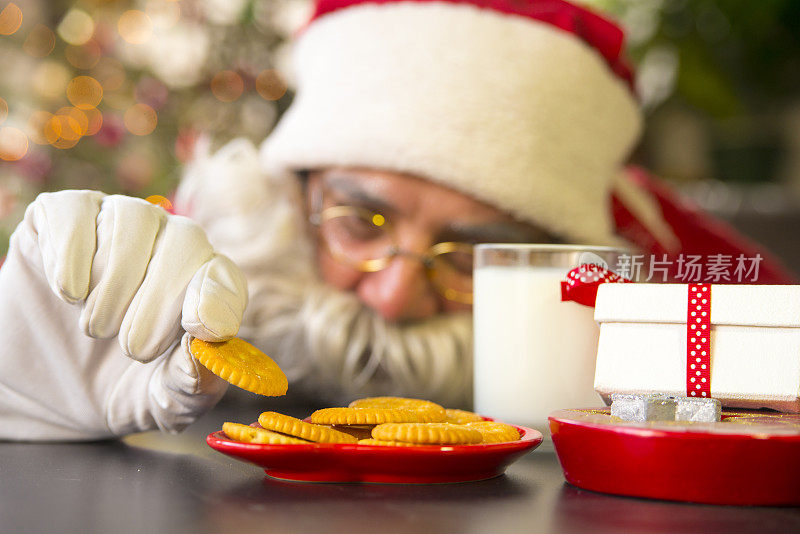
[
  {"left": 57, "top": 9, "right": 95, "bottom": 46},
  {"left": 32, "top": 60, "right": 71, "bottom": 100},
  {"left": 51, "top": 133, "right": 81, "bottom": 150},
  {"left": 42, "top": 115, "right": 62, "bottom": 144},
  {"left": 31, "top": 105, "right": 94, "bottom": 150},
  {"left": 135, "top": 77, "right": 168, "bottom": 110},
  {"left": 145, "top": 194, "right": 173, "bottom": 211},
  {"left": 0, "top": 2, "right": 23, "bottom": 36},
  {"left": 12, "top": 150, "right": 51, "bottom": 185},
  {"left": 146, "top": 0, "right": 180, "bottom": 30},
  {"left": 118, "top": 10, "right": 153, "bottom": 44},
  {"left": 27, "top": 111, "right": 58, "bottom": 145},
  {"left": 255, "top": 69, "right": 288, "bottom": 101},
  {"left": 0, "top": 186, "right": 19, "bottom": 219},
  {"left": 50, "top": 115, "right": 82, "bottom": 143},
  {"left": 0, "top": 0, "right": 308, "bottom": 259},
  {"left": 83, "top": 107, "right": 103, "bottom": 136},
  {"left": 239, "top": 96, "right": 277, "bottom": 136},
  {"left": 173, "top": 127, "right": 199, "bottom": 163},
  {"left": 67, "top": 76, "right": 104, "bottom": 109},
  {"left": 123, "top": 103, "right": 157, "bottom": 135},
  {"left": 211, "top": 70, "right": 244, "bottom": 102},
  {"left": 0, "top": 127, "right": 29, "bottom": 161},
  {"left": 201, "top": 0, "right": 249, "bottom": 25},
  {"left": 56, "top": 107, "right": 89, "bottom": 137},
  {"left": 23, "top": 24, "right": 56, "bottom": 58},
  {"left": 93, "top": 113, "right": 124, "bottom": 147},
  {"left": 65, "top": 41, "right": 102, "bottom": 69},
  {"left": 48, "top": 109, "right": 83, "bottom": 149},
  {"left": 93, "top": 57, "right": 126, "bottom": 91}
]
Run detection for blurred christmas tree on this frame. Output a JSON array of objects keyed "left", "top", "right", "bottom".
[
  {"left": 3, "top": 0, "right": 800, "bottom": 257},
  {"left": 0, "top": 0, "right": 310, "bottom": 256}
]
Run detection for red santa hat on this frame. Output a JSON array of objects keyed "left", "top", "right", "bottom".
[{"left": 260, "top": 0, "right": 643, "bottom": 245}]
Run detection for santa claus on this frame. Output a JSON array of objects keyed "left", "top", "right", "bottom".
[{"left": 0, "top": 0, "right": 794, "bottom": 440}]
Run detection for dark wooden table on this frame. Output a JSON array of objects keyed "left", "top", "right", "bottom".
[{"left": 2, "top": 403, "right": 799, "bottom": 534}]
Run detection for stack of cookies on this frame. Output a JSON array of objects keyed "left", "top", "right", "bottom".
[
  {"left": 222, "top": 397, "right": 520, "bottom": 447},
  {"left": 190, "top": 339, "right": 519, "bottom": 445}
]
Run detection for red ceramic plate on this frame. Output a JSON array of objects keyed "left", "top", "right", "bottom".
[
  {"left": 549, "top": 408, "right": 800, "bottom": 506},
  {"left": 207, "top": 422, "right": 542, "bottom": 483}
]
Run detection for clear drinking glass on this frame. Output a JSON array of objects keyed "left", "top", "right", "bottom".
[{"left": 473, "top": 244, "right": 630, "bottom": 439}]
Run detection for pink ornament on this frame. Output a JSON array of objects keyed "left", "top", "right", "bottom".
[
  {"left": 94, "top": 114, "right": 125, "bottom": 147},
  {"left": 134, "top": 77, "right": 169, "bottom": 110}
]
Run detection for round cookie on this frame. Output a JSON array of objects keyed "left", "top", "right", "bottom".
[
  {"left": 466, "top": 421, "right": 520, "bottom": 443},
  {"left": 444, "top": 409, "right": 484, "bottom": 424},
  {"left": 357, "top": 439, "right": 419, "bottom": 447},
  {"left": 310, "top": 407, "right": 424, "bottom": 425},
  {"left": 222, "top": 422, "right": 310, "bottom": 445},
  {"left": 372, "top": 423, "right": 483, "bottom": 445},
  {"left": 329, "top": 425, "right": 376, "bottom": 441},
  {"left": 190, "top": 337, "right": 287, "bottom": 396},
  {"left": 257, "top": 412, "right": 357, "bottom": 444},
  {"left": 349, "top": 397, "right": 446, "bottom": 422}
]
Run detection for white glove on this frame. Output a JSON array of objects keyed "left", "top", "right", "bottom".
[{"left": 0, "top": 190, "right": 248, "bottom": 440}]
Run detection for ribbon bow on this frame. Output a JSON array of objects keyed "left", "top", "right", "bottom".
[{"left": 560, "top": 263, "right": 631, "bottom": 307}]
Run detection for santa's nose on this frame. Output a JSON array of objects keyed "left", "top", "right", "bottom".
[{"left": 357, "top": 256, "right": 438, "bottom": 322}]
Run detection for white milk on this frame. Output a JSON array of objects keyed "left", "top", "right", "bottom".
[{"left": 474, "top": 265, "right": 605, "bottom": 437}]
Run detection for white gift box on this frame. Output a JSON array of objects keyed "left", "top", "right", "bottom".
[{"left": 594, "top": 284, "right": 800, "bottom": 412}]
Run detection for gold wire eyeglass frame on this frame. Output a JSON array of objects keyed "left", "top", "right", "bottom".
[{"left": 308, "top": 191, "right": 475, "bottom": 305}]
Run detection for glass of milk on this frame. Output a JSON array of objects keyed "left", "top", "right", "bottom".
[{"left": 473, "top": 244, "right": 629, "bottom": 439}]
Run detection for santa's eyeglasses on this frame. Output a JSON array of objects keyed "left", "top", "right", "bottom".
[{"left": 309, "top": 189, "right": 474, "bottom": 305}]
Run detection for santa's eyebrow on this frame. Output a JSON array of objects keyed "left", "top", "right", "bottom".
[
  {"left": 324, "top": 176, "right": 398, "bottom": 214},
  {"left": 438, "top": 221, "right": 559, "bottom": 244}
]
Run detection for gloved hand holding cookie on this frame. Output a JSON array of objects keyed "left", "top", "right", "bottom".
[{"left": 0, "top": 190, "right": 250, "bottom": 440}]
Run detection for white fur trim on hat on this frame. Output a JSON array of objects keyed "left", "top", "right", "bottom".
[{"left": 261, "top": 1, "right": 643, "bottom": 245}]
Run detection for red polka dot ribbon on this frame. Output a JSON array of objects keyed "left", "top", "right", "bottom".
[
  {"left": 687, "top": 283, "right": 712, "bottom": 398},
  {"left": 560, "top": 264, "right": 632, "bottom": 307}
]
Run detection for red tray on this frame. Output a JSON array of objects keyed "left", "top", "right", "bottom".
[
  {"left": 549, "top": 408, "right": 800, "bottom": 506},
  {"left": 207, "top": 423, "right": 542, "bottom": 483}
]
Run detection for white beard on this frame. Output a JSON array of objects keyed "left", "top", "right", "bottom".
[{"left": 174, "top": 138, "right": 473, "bottom": 406}]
